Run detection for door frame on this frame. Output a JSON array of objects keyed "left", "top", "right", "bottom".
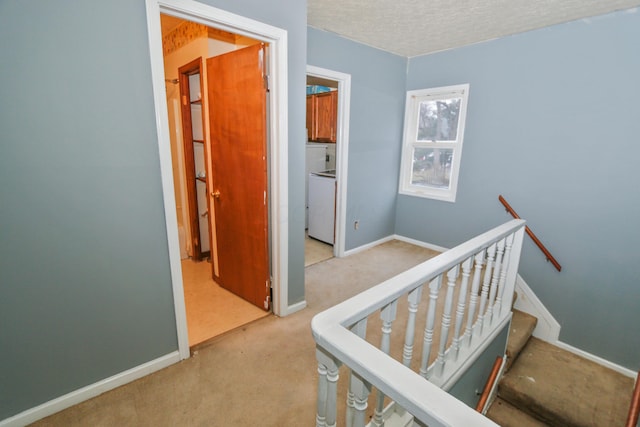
[
  {"left": 306, "top": 65, "right": 351, "bottom": 257},
  {"left": 145, "top": 0, "right": 289, "bottom": 360}
]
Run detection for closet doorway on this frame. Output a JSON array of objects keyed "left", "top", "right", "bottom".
[{"left": 160, "top": 14, "right": 269, "bottom": 347}]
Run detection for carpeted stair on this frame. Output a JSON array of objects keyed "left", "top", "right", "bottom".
[{"left": 486, "top": 310, "right": 635, "bottom": 427}]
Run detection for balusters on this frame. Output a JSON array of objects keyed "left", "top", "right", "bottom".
[
  {"left": 486, "top": 238, "right": 505, "bottom": 326},
  {"left": 372, "top": 301, "right": 398, "bottom": 426},
  {"left": 351, "top": 372, "right": 371, "bottom": 427},
  {"left": 316, "top": 347, "right": 341, "bottom": 427},
  {"left": 435, "top": 265, "right": 459, "bottom": 378},
  {"left": 495, "top": 233, "right": 514, "bottom": 318},
  {"left": 316, "top": 362, "right": 328, "bottom": 427},
  {"left": 477, "top": 243, "right": 496, "bottom": 335},
  {"left": 347, "top": 319, "right": 368, "bottom": 427},
  {"left": 420, "top": 276, "right": 442, "bottom": 379},
  {"left": 465, "top": 251, "right": 485, "bottom": 346},
  {"left": 452, "top": 257, "right": 472, "bottom": 361},
  {"left": 403, "top": 286, "right": 423, "bottom": 367}
]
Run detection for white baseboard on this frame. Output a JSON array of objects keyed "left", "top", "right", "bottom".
[
  {"left": 342, "top": 234, "right": 395, "bottom": 257},
  {"left": 0, "top": 352, "right": 181, "bottom": 427},
  {"left": 282, "top": 300, "right": 307, "bottom": 316},
  {"left": 553, "top": 341, "right": 636, "bottom": 378},
  {"left": 393, "top": 234, "right": 449, "bottom": 253}
]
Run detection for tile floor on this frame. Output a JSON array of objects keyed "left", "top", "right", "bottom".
[
  {"left": 304, "top": 234, "right": 333, "bottom": 266},
  {"left": 181, "top": 236, "right": 332, "bottom": 346},
  {"left": 181, "top": 259, "right": 269, "bottom": 347}
]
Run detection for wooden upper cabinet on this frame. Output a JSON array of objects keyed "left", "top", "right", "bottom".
[
  {"left": 306, "top": 95, "right": 314, "bottom": 141},
  {"left": 307, "top": 91, "right": 337, "bottom": 143}
]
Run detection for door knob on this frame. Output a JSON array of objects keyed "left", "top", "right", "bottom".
[{"left": 211, "top": 190, "right": 221, "bottom": 199}]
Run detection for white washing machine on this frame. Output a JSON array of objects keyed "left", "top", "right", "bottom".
[{"left": 308, "top": 171, "right": 336, "bottom": 244}]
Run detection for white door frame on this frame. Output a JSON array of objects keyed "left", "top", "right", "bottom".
[
  {"left": 306, "top": 65, "right": 351, "bottom": 258},
  {"left": 145, "top": 0, "right": 289, "bottom": 360}
]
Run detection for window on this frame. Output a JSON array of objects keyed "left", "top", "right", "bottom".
[{"left": 399, "top": 84, "right": 469, "bottom": 202}]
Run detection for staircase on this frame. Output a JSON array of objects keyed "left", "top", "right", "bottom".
[{"left": 486, "top": 310, "right": 635, "bottom": 427}]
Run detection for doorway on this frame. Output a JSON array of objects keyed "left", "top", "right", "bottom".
[
  {"left": 305, "top": 66, "right": 351, "bottom": 264},
  {"left": 146, "top": 0, "right": 291, "bottom": 358},
  {"left": 160, "top": 15, "right": 270, "bottom": 347}
]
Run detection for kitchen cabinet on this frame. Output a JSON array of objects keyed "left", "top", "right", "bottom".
[{"left": 306, "top": 91, "right": 337, "bottom": 142}]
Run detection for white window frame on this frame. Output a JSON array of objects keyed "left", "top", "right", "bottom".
[{"left": 399, "top": 84, "right": 470, "bottom": 202}]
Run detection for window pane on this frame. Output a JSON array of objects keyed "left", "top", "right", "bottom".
[
  {"left": 416, "top": 98, "right": 461, "bottom": 141},
  {"left": 411, "top": 147, "right": 453, "bottom": 189}
]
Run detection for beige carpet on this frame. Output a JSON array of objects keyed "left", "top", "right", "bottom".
[{"left": 31, "top": 240, "right": 439, "bottom": 426}]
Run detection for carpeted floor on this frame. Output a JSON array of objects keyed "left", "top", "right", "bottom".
[{"left": 30, "top": 240, "right": 439, "bottom": 426}]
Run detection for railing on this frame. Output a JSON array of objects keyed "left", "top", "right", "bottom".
[
  {"left": 498, "top": 195, "right": 561, "bottom": 272},
  {"left": 312, "top": 219, "right": 526, "bottom": 426},
  {"left": 475, "top": 356, "right": 504, "bottom": 414},
  {"left": 626, "top": 371, "right": 640, "bottom": 427}
]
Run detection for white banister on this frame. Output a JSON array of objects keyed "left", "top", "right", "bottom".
[
  {"left": 372, "top": 301, "right": 398, "bottom": 425},
  {"left": 477, "top": 242, "right": 495, "bottom": 335},
  {"left": 465, "top": 251, "right": 484, "bottom": 346},
  {"left": 419, "top": 276, "right": 441, "bottom": 380},
  {"left": 347, "top": 318, "right": 371, "bottom": 427},
  {"left": 452, "top": 256, "right": 472, "bottom": 361},
  {"left": 486, "top": 238, "right": 505, "bottom": 326},
  {"left": 312, "top": 219, "right": 526, "bottom": 427},
  {"left": 495, "top": 234, "right": 514, "bottom": 317},
  {"left": 435, "top": 266, "right": 458, "bottom": 378},
  {"left": 316, "top": 347, "right": 341, "bottom": 427},
  {"left": 403, "top": 286, "right": 423, "bottom": 367}
]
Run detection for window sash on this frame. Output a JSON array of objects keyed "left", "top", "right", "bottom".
[{"left": 399, "top": 84, "right": 469, "bottom": 202}]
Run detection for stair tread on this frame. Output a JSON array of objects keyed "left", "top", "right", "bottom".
[
  {"left": 486, "top": 397, "right": 550, "bottom": 427},
  {"left": 499, "top": 337, "right": 634, "bottom": 427},
  {"left": 505, "top": 309, "right": 537, "bottom": 371}
]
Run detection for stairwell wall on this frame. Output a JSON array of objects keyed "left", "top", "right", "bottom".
[{"left": 397, "top": 8, "right": 640, "bottom": 371}]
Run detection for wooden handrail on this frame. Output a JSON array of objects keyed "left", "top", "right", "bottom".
[
  {"left": 498, "top": 195, "right": 562, "bottom": 272},
  {"left": 476, "top": 356, "right": 504, "bottom": 414},
  {"left": 625, "top": 371, "right": 640, "bottom": 427}
]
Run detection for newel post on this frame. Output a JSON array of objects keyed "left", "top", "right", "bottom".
[{"left": 501, "top": 226, "right": 526, "bottom": 318}]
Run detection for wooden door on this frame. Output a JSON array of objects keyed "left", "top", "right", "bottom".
[{"left": 206, "top": 44, "right": 270, "bottom": 311}]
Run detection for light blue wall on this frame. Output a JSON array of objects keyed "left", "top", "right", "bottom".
[
  {"left": 397, "top": 9, "right": 640, "bottom": 370},
  {"left": 307, "top": 28, "right": 407, "bottom": 250},
  {"left": 0, "top": 0, "right": 306, "bottom": 420}
]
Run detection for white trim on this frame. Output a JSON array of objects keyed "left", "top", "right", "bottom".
[
  {"left": 146, "top": 0, "right": 290, "bottom": 348},
  {"left": 553, "top": 341, "right": 636, "bottom": 378},
  {"left": 342, "top": 235, "right": 395, "bottom": 257},
  {"left": 285, "top": 300, "right": 307, "bottom": 316},
  {"left": 398, "top": 84, "right": 470, "bottom": 203},
  {"left": 394, "top": 234, "right": 449, "bottom": 253},
  {"left": 306, "top": 65, "right": 351, "bottom": 259},
  {"left": 481, "top": 354, "right": 508, "bottom": 415},
  {"left": 145, "top": 0, "right": 190, "bottom": 359},
  {"left": 512, "top": 275, "right": 560, "bottom": 342},
  {"left": 0, "top": 352, "right": 180, "bottom": 427}
]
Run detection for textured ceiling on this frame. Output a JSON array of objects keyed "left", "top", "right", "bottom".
[{"left": 308, "top": 0, "right": 640, "bottom": 57}]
